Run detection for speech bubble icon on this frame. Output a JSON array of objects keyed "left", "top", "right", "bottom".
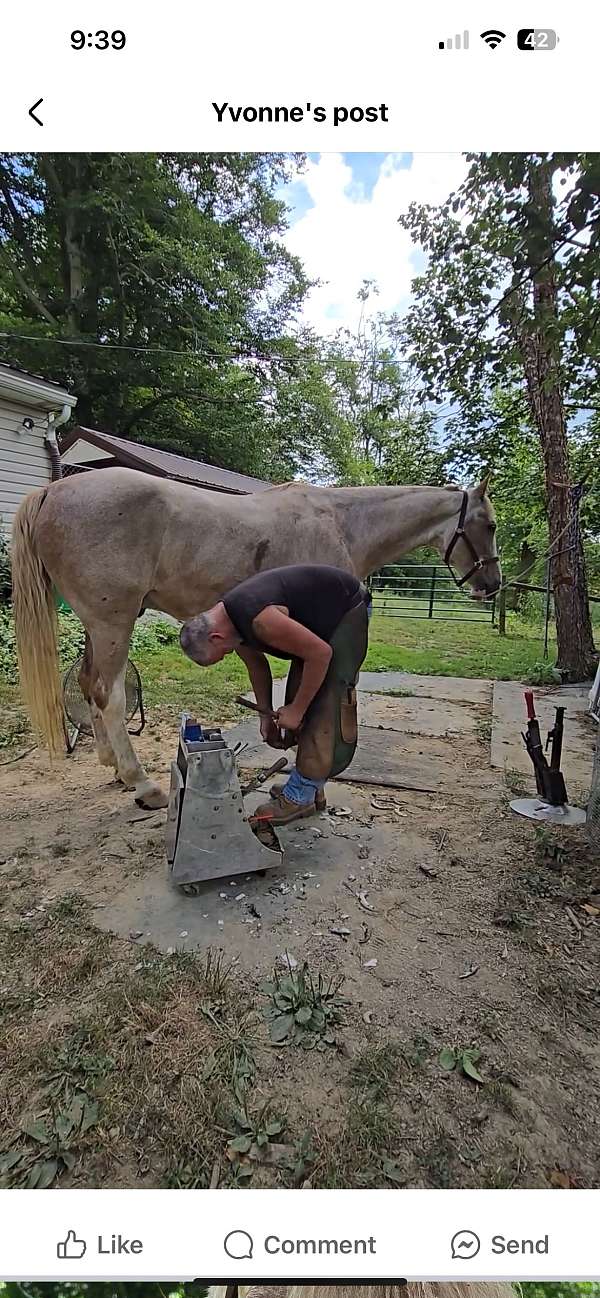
[
  {"left": 224, "top": 1230, "right": 254, "bottom": 1260},
  {"left": 451, "top": 1229, "right": 480, "bottom": 1260}
]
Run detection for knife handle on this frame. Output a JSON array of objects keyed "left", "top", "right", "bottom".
[{"left": 524, "top": 689, "right": 536, "bottom": 721}]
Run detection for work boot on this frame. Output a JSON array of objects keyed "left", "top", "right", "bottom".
[
  {"left": 252, "top": 792, "right": 318, "bottom": 825},
  {"left": 270, "top": 782, "right": 326, "bottom": 811}
]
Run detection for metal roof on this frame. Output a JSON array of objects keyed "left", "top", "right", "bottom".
[{"left": 60, "top": 426, "right": 272, "bottom": 495}]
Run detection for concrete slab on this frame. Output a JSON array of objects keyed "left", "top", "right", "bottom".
[
  {"left": 266, "top": 671, "right": 491, "bottom": 706},
  {"left": 228, "top": 720, "right": 436, "bottom": 792},
  {"left": 254, "top": 690, "right": 484, "bottom": 739},
  {"left": 357, "top": 692, "right": 483, "bottom": 737},
  {"left": 91, "top": 672, "right": 499, "bottom": 956},
  {"left": 357, "top": 671, "right": 492, "bottom": 705},
  {"left": 228, "top": 716, "right": 499, "bottom": 802},
  {"left": 491, "top": 681, "right": 597, "bottom": 791},
  {"left": 93, "top": 781, "right": 412, "bottom": 956}
]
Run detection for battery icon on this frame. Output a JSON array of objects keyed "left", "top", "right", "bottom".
[{"left": 517, "top": 28, "right": 558, "bottom": 50}]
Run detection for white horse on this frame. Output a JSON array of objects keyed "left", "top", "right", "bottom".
[{"left": 11, "top": 470, "right": 500, "bottom": 807}]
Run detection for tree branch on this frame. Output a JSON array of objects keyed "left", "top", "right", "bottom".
[
  {"left": 0, "top": 245, "right": 58, "bottom": 326},
  {"left": 122, "top": 391, "right": 178, "bottom": 432}
]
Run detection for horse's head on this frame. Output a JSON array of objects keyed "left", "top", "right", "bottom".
[{"left": 440, "top": 478, "right": 502, "bottom": 600}]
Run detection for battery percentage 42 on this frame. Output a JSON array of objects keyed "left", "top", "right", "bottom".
[{"left": 517, "top": 28, "right": 558, "bottom": 50}]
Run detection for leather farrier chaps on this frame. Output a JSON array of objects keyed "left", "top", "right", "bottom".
[{"left": 282, "top": 597, "right": 370, "bottom": 782}]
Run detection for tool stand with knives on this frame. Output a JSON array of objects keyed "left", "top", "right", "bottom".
[{"left": 510, "top": 689, "right": 586, "bottom": 825}]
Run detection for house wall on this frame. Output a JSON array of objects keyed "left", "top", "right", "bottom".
[{"left": 0, "top": 398, "right": 52, "bottom": 539}]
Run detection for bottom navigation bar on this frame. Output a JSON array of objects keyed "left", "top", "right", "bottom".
[{"left": 0, "top": 1189, "right": 598, "bottom": 1279}]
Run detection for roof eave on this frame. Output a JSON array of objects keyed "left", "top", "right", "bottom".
[{"left": 0, "top": 368, "right": 77, "bottom": 410}]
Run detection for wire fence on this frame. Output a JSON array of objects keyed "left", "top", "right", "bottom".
[
  {"left": 367, "top": 564, "right": 496, "bottom": 624},
  {"left": 496, "top": 580, "right": 600, "bottom": 654}
]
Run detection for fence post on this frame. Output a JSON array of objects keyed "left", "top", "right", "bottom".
[
  {"left": 498, "top": 585, "right": 507, "bottom": 636},
  {"left": 428, "top": 566, "right": 437, "bottom": 619}
]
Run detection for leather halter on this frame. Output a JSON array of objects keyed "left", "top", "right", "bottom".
[{"left": 444, "top": 491, "right": 496, "bottom": 589}]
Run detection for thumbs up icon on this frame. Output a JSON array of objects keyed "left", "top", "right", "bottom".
[{"left": 57, "top": 1230, "right": 87, "bottom": 1259}]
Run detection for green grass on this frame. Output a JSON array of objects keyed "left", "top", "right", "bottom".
[
  {"left": 364, "top": 611, "right": 558, "bottom": 680},
  {"left": 138, "top": 643, "right": 288, "bottom": 717}
]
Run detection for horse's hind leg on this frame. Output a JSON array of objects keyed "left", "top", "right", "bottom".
[
  {"left": 78, "top": 633, "right": 117, "bottom": 770},
  {"left": 89, "top": 621, "right": 167, "bottom": 809}
]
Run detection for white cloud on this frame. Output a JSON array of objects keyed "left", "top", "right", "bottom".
[{"left": 284, "top": 152, "right": 470, "bottom": 336}]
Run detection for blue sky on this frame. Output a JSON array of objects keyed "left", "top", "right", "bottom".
[{"left": 280, "top": 152, "right": 468, "bottom": 335}]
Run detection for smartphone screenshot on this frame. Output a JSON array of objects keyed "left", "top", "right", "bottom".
[{"left": 1, "top": 0, "right": 599, "bottom": 1288}]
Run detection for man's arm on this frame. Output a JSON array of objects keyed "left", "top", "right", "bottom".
[
  {"left": 236, "top": 645, "right": 274, "bottom": 711},
  {"left": 236, "top": 645, "right": 283, "bottom": 748},
  {"left": 252, "top": 607, "right": 332, "bottom": 725}
]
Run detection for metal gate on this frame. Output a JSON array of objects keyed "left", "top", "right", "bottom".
[{"left": 367, "top": 563, "right": 496, "bottom": 624}]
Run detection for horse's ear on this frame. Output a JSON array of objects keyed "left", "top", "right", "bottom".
[{"left": 477, "top": 475, "right": 490, "bottom": 498}]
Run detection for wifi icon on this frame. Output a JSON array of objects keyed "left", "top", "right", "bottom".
[{"left": 480, "top": 28, "right": 507, "bottom": 48}]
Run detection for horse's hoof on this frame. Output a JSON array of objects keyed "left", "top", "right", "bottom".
[{"left": 135, "top": 786, "right": 168, "bottom": 810}]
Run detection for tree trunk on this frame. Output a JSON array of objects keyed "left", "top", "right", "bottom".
[
  {"left": 516, "top": 160, "right": 596, "bottom": 680},
  {"left": 508, "top": 540, "right": 537, "bottom": 610}
]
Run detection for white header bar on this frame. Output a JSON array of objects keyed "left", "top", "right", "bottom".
[
  {"left": 0, "top": 1, "right": 598, "bottom": 149},
  {"left": 1, "top": 1189, "right": 599, "bottom": 1280}
]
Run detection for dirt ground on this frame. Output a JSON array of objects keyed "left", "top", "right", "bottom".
[{"left": 1, "top": 676, "right": 600, "bottom": 1191}]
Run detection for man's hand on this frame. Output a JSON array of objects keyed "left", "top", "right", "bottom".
[
  {"left": 275, "top": 704, "right": 304, "bottom": 732},
  {"left": 260, "top": 716, "right": 285, "bottom": 748}
]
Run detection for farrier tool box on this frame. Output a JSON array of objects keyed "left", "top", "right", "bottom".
[{"left": 166, "top": 717, "right": 283, "bottom": 887}]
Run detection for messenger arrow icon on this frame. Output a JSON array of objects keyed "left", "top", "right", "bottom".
[{"left": 29, "top": 98, "right": 44, "bottom": 126}]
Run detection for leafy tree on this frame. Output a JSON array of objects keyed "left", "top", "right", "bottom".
[
  {"left": 309, "top": 287, "right": 448, "bottom": 487},
  {"left": 524, "top": 1286, "right": 600, "bottom": 1298},
  {"left": 399, "top": 152, "right": 599, "bottom": 678},
  {"left": 0, "top": 152, "right": 310, "bottom": 477}
]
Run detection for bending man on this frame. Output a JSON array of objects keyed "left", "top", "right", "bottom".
[{"left": 179, "top": 564, "right": 372, "bottom": 825}]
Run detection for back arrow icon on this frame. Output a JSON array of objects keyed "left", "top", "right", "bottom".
[{"left": 29, "top": 98, "right": 44, "bottom": 126}]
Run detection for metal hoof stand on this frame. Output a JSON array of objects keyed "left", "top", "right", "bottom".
[
  {"left": 510, "top": 797, "right": 586, "bottom": 826},
  {"left": 510, "top": 688, "right": 585, "bottom": 826},
  {"left": 166, "top": 718, "right": 283, "bottom": 889}
]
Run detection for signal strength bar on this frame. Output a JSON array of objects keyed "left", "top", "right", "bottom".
[{"left": 439, "top": 30, "right": 469, "bottom": 49}]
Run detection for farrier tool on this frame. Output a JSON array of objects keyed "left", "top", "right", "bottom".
[
  {"left": 235, "top": 694, "right": 277, "bottom": 719},
  {"left": 241, "top": 755, "right": 288, "bottom": 796},
  {"left": 510, "top": 689, "right": 585, "bottom": 825},
  {"left": 235, "top": 693, "right": 299, "bottom": 747}
]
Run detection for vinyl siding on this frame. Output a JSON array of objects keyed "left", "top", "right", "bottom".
[{"left": 0, "top": 399, "right": 52, "bottom": 538}]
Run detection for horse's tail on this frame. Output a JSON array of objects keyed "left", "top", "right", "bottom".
[{"left": 11, "top": 488, "right": 65, "bottom": 757}]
